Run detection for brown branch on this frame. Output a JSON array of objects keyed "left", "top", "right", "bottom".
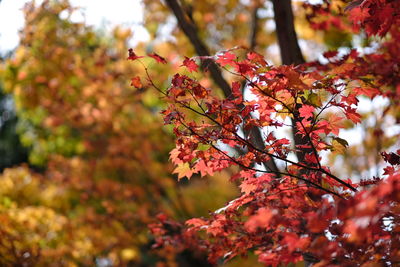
[
  {"left": 249, "top": 4, "right": 260, "bottom": 51},
  {"left": 164, "top": 0, "right": 232, "bottom": 97}
]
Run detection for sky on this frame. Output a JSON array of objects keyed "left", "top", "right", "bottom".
[{"left": 0, "top": 0, "right": 149, "bottom": 52}]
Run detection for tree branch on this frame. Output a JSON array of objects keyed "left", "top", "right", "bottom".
[
  {"left": 249, "top": 4, "right": 260, "bottom": 51},
  {"left": 164, "top": 0, "right": 232, "bottom": 97}
]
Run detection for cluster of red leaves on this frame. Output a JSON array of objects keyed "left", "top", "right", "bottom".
[
  {"left": 128, "top": 2, "right": 400, "bottom": 265},
  {"left": 129, "top": 45, "right": 400, "bottom": 264},
  {"left": 150, "top": 159, "right": 400, "bottom": 266},
  {"left": 129, "top": 48, "right": 398, "bottom": 265},
  {"left": 306, "top": 26, "right": 400, "bottom": 121},
  {"left": 151, "top": 169, "right": 400, "bottom": 266},
  {"left": 302, "top": 0, "right": 351, "bottom": 32},
  {"left": 304, "top": 0, "right": 400, "bottom": 37},
  {"left": 160, "top": 50, "right": 375, "bottom": 192},
  {"left": 347, "top": 0, "right": 400, "bottom": 36}
]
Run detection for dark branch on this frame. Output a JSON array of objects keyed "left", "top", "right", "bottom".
[
  {"left": 272, "top": 0, "right": 305, "bottom": 65},
  {"left": 164, "top": 0, "right": 232, "bottom": 97},
  {"left": 249, "top": 5, "right": 260, "bottom": 51}
]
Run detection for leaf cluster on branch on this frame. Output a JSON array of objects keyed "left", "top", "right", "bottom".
[{"left": 131, "top": 0, "right": 400, "bottom": 265}]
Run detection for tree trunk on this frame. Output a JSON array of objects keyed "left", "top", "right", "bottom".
[{"left": 272, "top": 0, "right": 305, "bottom": 65}]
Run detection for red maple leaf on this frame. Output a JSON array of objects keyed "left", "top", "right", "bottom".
[
  {"left": 194, "top": 160, "right": 215, "bottom": 177},
  {"left": 299, "top": 105, "right": 315, "bottom": 119},
  {"left": 326, "top": 114, "right": 345, "bottom": 135},
  {"left": 148, "top": 53, "right": 167, "bottom": 64},
  {"left": 247, "top": 51, "right": 267, "bottom": 65},
  {"left": 216, "top": 51, "right": 236, "bottom": 66},
  {"left": 245, "top": 208, "right": 275, "bottom": 232},
  {"left": 349, "top": 7, "right": 370, "bottom": 24},
  {"left": 383, "top": 166, "right": 395, "bottom": 176},
  {"left": 234, "top": 62, "right": 253, "bottom": 75},
  {"left": 342, "top": 93, "right": 359, "bottom": 106},
  {"left": 186, "top": 218, "right": 207, "bottom": 227},
  {"left": 353, "top": 87, "right": 380, "bottom": 99},
  {"left": 181, "top": 57, "right": 199, "bottom": 72},
  {"left": 130, "top": 76, "right": 143, "bottom": 89},
  {"left": 323, "top": 50, "right": 339, "bottom": 59},
  {"left": 345, "top": 107, "right": 361, "bottom": 123},
  {"left": 240, "top": 180, "right": 257, "bottom": 195},
  {"left": 169, "top": 147, "right": 183, "bottom": 164},
  {"left": 231, "top": 81, "right": 241, "bottom": 97},
  {"left": 127, "top": 48, "right": 144, "bottom": 61}
]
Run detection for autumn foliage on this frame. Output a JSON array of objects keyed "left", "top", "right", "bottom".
[
  {"left": 0, "top": 0, "right": 400, "bottom": 266},
  {"left": 129, "top": 0, "right": 400, "bottom": 266}
]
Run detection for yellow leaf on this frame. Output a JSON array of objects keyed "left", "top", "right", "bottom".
[
  {"left": 332, "top": 137, "right": 349, "bottom": 154},
  {"left": 173, "top": 162, "right": 194, "bottom": 180}
]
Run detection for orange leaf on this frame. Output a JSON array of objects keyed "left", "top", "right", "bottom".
[
  {"left": 130, "top": 76, "right": 143, "bottom": 89},
  {"left": 173, "top": 162, "right": 194, "bottom": 180}
]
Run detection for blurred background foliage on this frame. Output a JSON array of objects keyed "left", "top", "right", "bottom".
[{"left": 0, "top": 0, "right": 397, "bottom": 266}]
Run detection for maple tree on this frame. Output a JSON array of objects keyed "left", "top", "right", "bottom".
[{"left": 129, "top": 0, "right": 400, "bottom": 266}]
